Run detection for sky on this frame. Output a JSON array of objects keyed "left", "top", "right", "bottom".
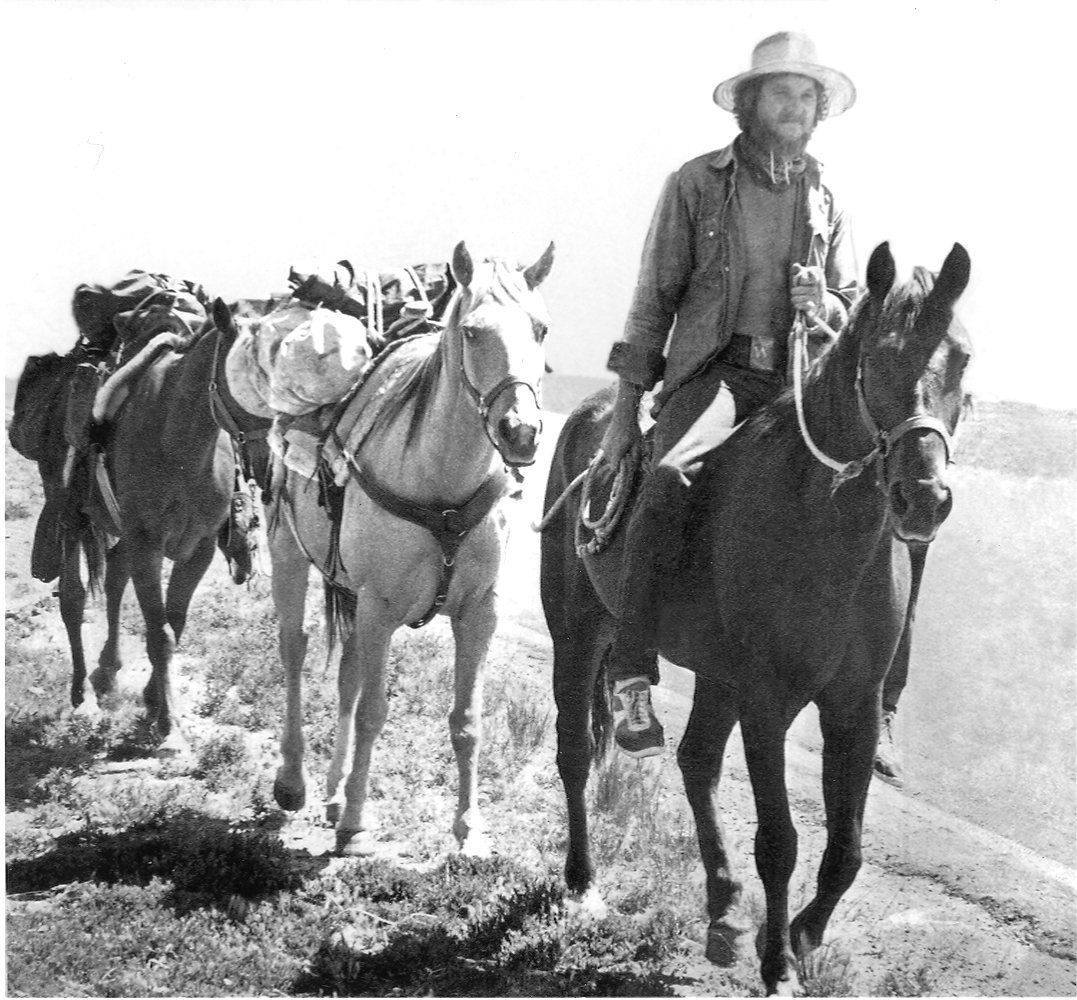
[{"left": 2, "top": 0, "right": 1074, "bottom": 410}]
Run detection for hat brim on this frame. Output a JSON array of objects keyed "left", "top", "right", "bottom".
[{"left": 713, "top": 63, "right": 856, "bottom": 117}]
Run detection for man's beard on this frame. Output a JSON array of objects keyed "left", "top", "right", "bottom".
[{"left": 745, "top": 116, "right": 815, "bottom": 159}]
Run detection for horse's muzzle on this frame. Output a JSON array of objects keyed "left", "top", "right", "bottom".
[
  {"left": 888, "top": 476, "right": 953, "bottom": 543},
  {"left": 497, "top": 411, "right": 542, "bottom": 467}
]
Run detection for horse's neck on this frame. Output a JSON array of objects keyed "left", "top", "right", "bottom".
[
  {"left": 418, "top": 349, "right": 500, "bottom": 492},
  {"left": 153, "top": 332, "right": 225, "bottom": 456},
  {"left": 361, "top": 339, "right": 498, "bottom": 505}
]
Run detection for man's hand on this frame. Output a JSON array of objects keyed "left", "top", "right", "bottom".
[
  {"left": 790, "top": 263, "right": 826, "bottom": 318},
  {"left": 599, "top": 380, "right": 644, "bottom": 470}
]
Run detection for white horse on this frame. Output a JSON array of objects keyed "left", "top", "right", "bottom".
[{"left": 265, "top": 240, "right": 554, "bottom": 855}]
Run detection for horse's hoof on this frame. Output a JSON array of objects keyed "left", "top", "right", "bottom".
[
  {"left": 273, "top": 779, "right": 306, "bottom": 812},
  {"left": 324, "top": 801, "right": 342, "bottom": 827},
  {"left": 565, "top": 887, "right": 608, "bottom": 921},
  {"left": 89, "top": 668, "right": 117, "bottom": 698},
  {"left": 791, "top": 923, "right": 822, "bottom": 960},
  {"left": 155, "top": 732, "right": 191, "bottom": 760},
  {"left": 705, "top": 920, "right": 748, "bottom": 967},
  {"left": 458, "top": 829, "right": 492, "bottom": 858},
  {"left": 335, "top": 829, "right": 377, "bottom": 857},
  {"left": 765, "top": 973, "right": 801, "bottom": 997},
  {"left": 72, "top": 698, "right": 102, "bottom": 720}
]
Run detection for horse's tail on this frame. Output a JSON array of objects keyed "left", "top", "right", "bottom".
[
  {"left": 323, "top": 578, "right": 356, "bottom": 661},
  {"left": 81, "top": 521, "right": 110, "bottom": 596},
  {"left": 591, "top": 646, "right": 614, "bottom": 762}
]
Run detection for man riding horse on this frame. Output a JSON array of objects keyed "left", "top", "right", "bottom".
[{"left": 599, "top": 32, "right": 909, "bottom": 781}]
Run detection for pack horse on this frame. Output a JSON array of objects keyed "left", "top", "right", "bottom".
[
  {"left": 267, "top": 241, "right": 554, "bottom": 856},
  {"left": 540, "top": 242, "right": 971, "bottom": 995},
  {"left": 10, "top": 284, "right": 271, "bottom": 756}
]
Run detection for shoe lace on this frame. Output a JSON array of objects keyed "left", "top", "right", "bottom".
[{"left": 624, "top": 688, "right": 650, "bottom": 728}]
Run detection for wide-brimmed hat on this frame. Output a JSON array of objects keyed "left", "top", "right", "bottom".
[{"left": 713, "top": 31, "right": 856, "bottom": 117}]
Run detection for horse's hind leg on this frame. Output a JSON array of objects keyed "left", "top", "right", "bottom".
[
  {"left": 741, "top": 707, "right": 801, "bottom": 996},
  {"left": 448, "top": 589, "right": 499, "bottom": 857},
  {"left": 553, "top": 614, "right": 614, "bottom": 913},
  {"left": 678, "top": 676, "right": 744, "bottom": 965},
  {"left": 90, "top": 540, "right": 130, "bottom": 699},
  {"left": 57, "top": 536, "right": 90, "bottom": 710},
  {"left": 790, "top": 681, "right": 879, "bottom": 956}
]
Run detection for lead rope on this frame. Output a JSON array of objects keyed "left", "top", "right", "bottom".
[{"left": 791, "top": 314, "right": 880, "bottom": 493}]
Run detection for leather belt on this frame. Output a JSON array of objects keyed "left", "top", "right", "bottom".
[{"left": 719, "top": 334, "right": 779, "bottom": 372}]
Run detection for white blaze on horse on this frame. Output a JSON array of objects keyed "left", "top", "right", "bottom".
[{"left": 264, "top": 240, "right": 554, "bottom": 856}]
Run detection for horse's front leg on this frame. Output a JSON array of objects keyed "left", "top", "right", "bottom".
[
  {"left": 448, "top": 585, "right": 499, "bottom": 857},
  {"left": 677, "top": 675, "right": 745, "bottom": 965},
  {"left": 128, "top": 539, "right": 188, "bottom": 757},
  {"left": 163, "top": 532, "right": 217, "bottom": 645},
  {"left": 90, "top": 540, "right": 130, "bottom": 700},
  {"left": 791, "top": 679, "right": 881, "bottom": 955},
  {"left": 333, "top": 605, "right": 393, "bottom": 856},
  {"left": 741, "top": 707, "right": 800, "bottom": 996},
  {"left": 269, "top": 524, "right": 311, "bottom": 813}
]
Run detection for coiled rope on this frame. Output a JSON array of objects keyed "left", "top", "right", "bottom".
[{"left": 532, "top": 449, "right": 635, "bottom": 558}]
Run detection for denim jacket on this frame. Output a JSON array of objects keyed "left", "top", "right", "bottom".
[{"left": 607, "top": 138, "right": 858, "bottom": 397}]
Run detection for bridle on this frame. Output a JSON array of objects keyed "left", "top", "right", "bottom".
[
  {"left": 791, "top": 315, "right": 956, "bottom": 494},
  {"left": 454, "top": 302, "right": 543, "bottom": 468}
]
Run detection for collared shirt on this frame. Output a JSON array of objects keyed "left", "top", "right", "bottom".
[{"left": 607, "top": 136, "right": 858, "bottom": 399}]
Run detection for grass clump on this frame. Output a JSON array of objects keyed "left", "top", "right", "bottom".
[
  {"left": 301, "top": 854, "right": 696, "bottom": 997},
  {"left": 7, "top": 879, "right": 323, "bottom": 998}
]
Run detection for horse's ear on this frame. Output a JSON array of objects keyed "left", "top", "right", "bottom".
[
  {"left": 930, "top": 242, "right": 971, "bottom": 307},
  {"left": 451, "top": 241, "right": 474, "bottom": 288},
  {"left": 523, "top": 241, "right": 555, "bottom": 290},
  {"left": 866, "top": 242, "right": 896, "bottom": 301},
  {"left": 212, "top": 297, "right": 233, "bottom": 333}
]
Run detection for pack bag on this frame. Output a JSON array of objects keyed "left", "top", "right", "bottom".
[
  {"left": 71, "top": 270, "right": 210, "bottom": 355},
  {"left": 227, "top": 302, "right": 376, "bottom": 417},
  {"left": 287, "top": 260, "right": 455, "bottom": 348},
  {"left": 9, "top": 352, "right": 73, "bottom": 463}
]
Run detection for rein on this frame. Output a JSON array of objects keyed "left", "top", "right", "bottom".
[
  {"left": 790, "top": 316, "right": 955, "bottom": 494},
  {"left": 208, "top": 325, "right": 272, "bottom": 484}
]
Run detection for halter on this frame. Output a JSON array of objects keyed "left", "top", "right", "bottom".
[
  {"left": 791, "top": 316, "right": 956, "bottom": 494},
  {"left": 454, "top": 307, "right": 542, "bottom": 468}
]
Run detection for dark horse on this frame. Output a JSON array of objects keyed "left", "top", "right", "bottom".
[
  {"left": 12, "top": 299, "right": 271, "bottom": 756},
  {"left": 540, "top": 242, "right": 971, "bottom": 995}
]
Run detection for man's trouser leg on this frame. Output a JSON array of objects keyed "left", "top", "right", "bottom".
[{"left": 608, "top": 373, "right": 737, "bottom": 756}]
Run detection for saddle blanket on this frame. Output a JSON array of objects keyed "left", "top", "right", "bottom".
[{"left": 270, "top": 333, "right": 439, "bottom": 483}]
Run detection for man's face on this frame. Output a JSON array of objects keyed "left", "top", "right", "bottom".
[{"left": 753, "top": 73, "right": 819, "bottom": 153}]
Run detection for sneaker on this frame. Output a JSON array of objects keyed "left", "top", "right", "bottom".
[
  {"left": 612, "top": 676, "right": 665, "bottom": 758},
  {"left": 873, "top": 711, "right": 904, "bottom": 788}
]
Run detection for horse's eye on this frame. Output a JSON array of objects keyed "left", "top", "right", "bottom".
[{"left": 461, "top": 323, "right": 478, "bottom": 340}]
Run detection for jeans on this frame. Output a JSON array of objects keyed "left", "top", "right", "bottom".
[{"left": 607, "top": 362, "right": 781, "bottom": 684}]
